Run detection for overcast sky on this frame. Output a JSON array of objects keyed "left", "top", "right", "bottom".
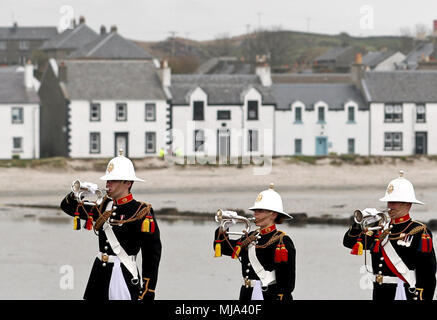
[{"left": 1, "top": 0, "right": 437, "bottom": 41}]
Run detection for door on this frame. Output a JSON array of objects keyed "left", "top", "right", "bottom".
[
  {"left": 415, "top": 132, "right": 427, "bottom": 155},
  {"left": 115, "top": 132, "right": 129, "bottom": 157},
  {"left": 217, "top": 129, "right": 231, "bottom": 162},
  {"left": 315, "top": 137, "right": 328, "bottom": 155}
]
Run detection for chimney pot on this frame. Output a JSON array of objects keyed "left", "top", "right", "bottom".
[
  {"left": 79, "top": 16, "right": 85, "bottom": 24},
  {"left": 110, "top": 25, "right": 117, "bottom": 33},
  {"left": 100, "top": 25, "right": 106, "bottom": 35},
  {"left": 355, "top": 53, "right": 362, "bottom": 64}
]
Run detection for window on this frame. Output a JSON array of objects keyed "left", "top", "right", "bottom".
[
  {"left": 145, "top": 103, "right": 156, "bottom": 121},
  {"left": 416, "top": 104, "right": 426, "bottom": 123},
  {"left": 247, "top": 100, "right": 258, "bottom": 120},
  {"left": 0, "top": 41, "right": 6, "bottom": 50},
  {"left": 12, "top": 137, "right": 23, "bottom": 152},
  {"left": 294, "top": 139, "right": 302, "bottom": 155},
  {"left": 347, "top": 106, "right": 355, "bottom": 123},
  {"left": 317, "top": 106, "right": 325, "bottom": 123},
  {"left": 248, "top": 129, "right": 259, "bottom": 152},
  {"left": 384, "top": 104, "right": 402, "bottom": 123},
  {"left": 145, "top": 132, "right": 156, "bottom": 153},
  {"left": 89, "top": 132, "right": 100, "bottom": 154},
  {"left": 19, "top": 40, "right": 29, "bottom": 50},
  {"left": 294, "top": 106, "right": 302, "bottom": 123},
  {"left": 194, "top": 130, "right": 205, "bottom": 152},
  {"left": 116, "top": 103, "right": 127, "bottom": 121},
  {"left": 193, "top": 101, "right": 204, "bottom": 121},
  {"left": 11, "top": 107, "right": 23, "bottom": 124},
  {"left": 348, "top": 138, "right": 355, "bottom": 154},
  {"left": 90, "top": 103, "right": 100, "bottom": 121},
  {"left": 384, "top": 132, "right": 403, "bottom": 151},
  {"left": 217, "top": 110, "right": 231, "bottom": 120}
]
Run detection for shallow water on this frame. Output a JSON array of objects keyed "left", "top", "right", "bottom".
[{"left": 2, "top": 206, "right": 427, "bottom": 300}]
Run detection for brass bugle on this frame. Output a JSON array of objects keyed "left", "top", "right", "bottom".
[
  {"left": 71, "top": 179, "right": 107, "bottom": 206},
  {"left": 353, "top": 208, "right": 391, "bottom": 231},
  {"left": 215, "top": 209, "right": 255, "bottom": 236}
]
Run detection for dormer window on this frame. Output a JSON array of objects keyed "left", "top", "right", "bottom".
[
  {"left": 317, "top": 106, "right": 325, "bottom": 123},
  {"left": 193, "top": 101, "right": 204, "bottom": 121},
  {"left": 247, "top": 100, "right": 258, "bottom": 120}
]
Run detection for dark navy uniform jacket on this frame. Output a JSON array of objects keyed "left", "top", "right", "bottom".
[
  {"left": 214, "top": 225, "right": 296, "bottom": 301},
  {"left": 61, "top": 192, "right": 162, "bottom": 301},
  {"left": 344, "top": 216, "right": 436, "bottom": 300}
]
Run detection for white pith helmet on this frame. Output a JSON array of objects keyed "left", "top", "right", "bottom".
[
  {"left": 379, "top": 170, "right": 423, "bottom": 205},
  {"left": 99, "top": 149, "right": 144, "bottom": 182},
  {"left": 249, "top": 183, "right": 293, "bottom": 219}
]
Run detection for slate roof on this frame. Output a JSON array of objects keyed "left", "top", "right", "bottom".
[
  {"left": 0, "top": 25, "right": 57, "bottom": 40},
  {"left": 362, "top": 51, "right": 396, "bottom": 68},
  {"left": 272, "top": 83, "right": 367, "bottom": 111},
  {"left": 170, "top": 74, "right": 276, "bottom": 106},
  {"left": 403, "top": 42, "right": 434, "bottom": 69},
  {"left": 362, "top": 70, "right": 437, "bottom": 103},
  {"left": 67, "top": 31, "right": 153, "bottom": 60},
  {"left": 39, "top": 23, "right": 97, "bottom": 50},
  {"left": 60, "top": 60, "right": 166, "bottom": 101},
  {"left": 0, "top": 66, "right": 39, "bottom": 103}
]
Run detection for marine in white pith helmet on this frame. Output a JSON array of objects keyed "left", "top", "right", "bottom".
[
  {"left": 249, "top": 183, "right": 293, "bottom": 225},
  {"left": 100, "top": 149, "right": 144, "bottom": 182}
]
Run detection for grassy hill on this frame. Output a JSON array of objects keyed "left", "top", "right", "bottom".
[{"left": 133, "top": 29, "right": 415, "bottom": 74}]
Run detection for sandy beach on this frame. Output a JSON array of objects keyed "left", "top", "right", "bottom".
[{"left": 1, "top": 156, "right": 437, "bottom": 220}]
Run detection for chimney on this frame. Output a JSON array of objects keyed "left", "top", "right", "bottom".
[
  {"left": 159, "top": 60, "right": 171, "bottom": 87},
  {"left": 79, "top": 16, "right": 85, "bottom": 24},
  {"left": 100, "top": 25, "right": 106, "bottom": 35},
  {"left": 350, "top": 53, "right": 365, "bottom": 93},
  {"left": 433, "top": 20, "right": 437, "bottom": 36},
  {"left": 110, "top": 25, "right": 117, "bottom": 33},
  {"left": 24, "top": 60, "right": 34, "bottom": 90},
  {"left": 255, "top": 54, "right": 272, "bottom": 87},
  {"left": 58, "top": 61, "right": 67, "bottom": 83}
]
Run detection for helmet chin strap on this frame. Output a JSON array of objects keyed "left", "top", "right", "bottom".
[{"left": 254, "top": 212, "right": 275, "bottom": 224}]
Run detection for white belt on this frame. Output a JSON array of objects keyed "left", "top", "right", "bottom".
[
  {"left": 97, "top": 252, "right": 136, "bottom": 264},
  {"left": 373, "top": 274, "right": 401, "bottom": 284}
]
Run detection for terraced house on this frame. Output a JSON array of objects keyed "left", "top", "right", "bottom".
[{"left": 0, "top": 63, "right": 40, "bottom": 159}]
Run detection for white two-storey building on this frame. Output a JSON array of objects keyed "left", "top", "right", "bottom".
[
  {"left": 362, "top": 70, "right": 437, "bottom": 155},
  {"left": 169, "top": 71, "right": 276, "bottom": 160},
  {"left": 39, "top": 59, "right": 168, "bottom": 158},
  {"left": 0, "top": 63, "right": 40, "bottom": 159},
  {"left": 272, "top": 82, "right": 369, "bottom": 156}
]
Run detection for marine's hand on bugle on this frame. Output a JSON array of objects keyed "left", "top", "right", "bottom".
[
  {"left": 215, "top": 209, "right": 255, "bottom": 236},
  {"left": 71, "top": 179, "right": 107, "bottom": 206}
]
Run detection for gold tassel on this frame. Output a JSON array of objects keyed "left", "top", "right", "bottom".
[
  {"left": 73, "top": 214, "right": 81, "bottom": 230},
  {"left": 214, "top": 240, "right": 222, "bottom": 257},
  {"left": 141, "top": 217, "right": 150, "bottom": 233}
]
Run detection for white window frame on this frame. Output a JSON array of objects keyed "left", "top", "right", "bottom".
[
  {"left": 194, "top": 129, "right": 205, "bottom": 152},
  {"left": 116, "top": 103, "right": 127, "bottom": 121},
  {"left": 384, "top": 132, "right": 403, "bottom": 151},
  {"left": 416, "top": 104, "right": 426, "bottom": 123},
  {"left": 90, "top": 103, "right": 101, "bottom": 122},
  {"left": 11, "top": 107, "right": 24, "bottom": 124},
  {"left": 145, "top": 103, "right": 156, "bottom": 121},
  {"left": 12, "top": 137, "right": 23, "bottom": 152},
  {"left": 145, "top": 132, "right": 156, "bottom": 154},
  {"left": 89, "top": 132, "right": 101, "bottom": 154}
]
